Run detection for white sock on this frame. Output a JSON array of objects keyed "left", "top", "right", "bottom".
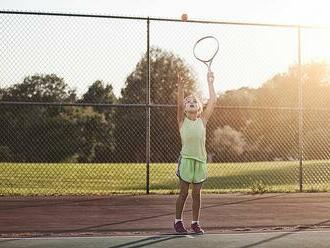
[
  {"left": 175, "top": 219, "right": 182, "bottom": 224},
  {"left": 192, "top": 221, "right": 199, "bottom": 225}
]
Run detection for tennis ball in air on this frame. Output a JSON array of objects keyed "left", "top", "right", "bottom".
[{"left": 181, "top": 13, "right": 188, "bottom": 21}]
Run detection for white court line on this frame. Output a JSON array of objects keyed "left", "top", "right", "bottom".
[
  {"left": 206, "top": 229, "right": 330, "bottom": 236},
  {"left": 1, "top": 230, "right": 330, "bottom": 240}
]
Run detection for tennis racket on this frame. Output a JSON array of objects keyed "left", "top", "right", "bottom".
[{"left": 193, "top": 35, "right": 219, "bottom": 72}]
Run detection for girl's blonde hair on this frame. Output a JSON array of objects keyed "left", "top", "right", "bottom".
[{"left": 184, "top": 95, "right": 203, "bottom": 117}]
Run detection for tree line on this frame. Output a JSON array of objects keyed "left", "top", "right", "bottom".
[{"left": 1, "top": 48, "right": 330, "bottom": 163}]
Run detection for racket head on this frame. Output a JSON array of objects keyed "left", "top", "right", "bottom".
[{"left": 193, "top": 35, "right": 219, "bottom": 70}]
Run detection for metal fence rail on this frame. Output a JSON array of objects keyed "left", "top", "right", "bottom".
[{"left": 1, "top": 11, "right": 330, "bottom": 195}]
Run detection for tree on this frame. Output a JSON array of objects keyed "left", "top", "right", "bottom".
[
  {"left": 0, "top": 74, "right": 119, "bottom": 163},
  {"left": 207, "top": 62, "right": 330, "bottom": 162},
  {"left": 78, "top": 80, "right": 117, "bottom": 162},
  {"left": 1, "top": 74, "right": 76, "bottom": 103},
  {"left": 1, "top": 74, "right": 76, "bottom": 119},
  {"left": 212, "top": 125, "right": 247, "bottom": 162},
  {"left": 113, "top": 47, "right": 198, "bottom": 162},
  {"left": 79, "top": 80, "right": 117, "bottom": 162},
  {"left": 0, "top": 74, "right": 78, "bottom": 162},
  {"left": 245, "top": 62, "right": 330, "bottom": 161},
  {"left": 61, "top": 107, "right": 115, "bottom": 163},
  {"left": 80, "top": 80, "right": 116, "bottom": 116},
  {"left": 207, "top": 87, "right": 257, "bottom": 162}
]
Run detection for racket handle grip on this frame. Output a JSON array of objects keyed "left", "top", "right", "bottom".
[{"left": 207, "top": 71, "right": 214, "bottom": 84}]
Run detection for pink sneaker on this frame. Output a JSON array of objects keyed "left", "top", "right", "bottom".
[
  {"left": 174, "top": 221, "right": 188, "bottom": 234},
  {"left": 191, "top": 222, "right": 204, "bottom": 234}
]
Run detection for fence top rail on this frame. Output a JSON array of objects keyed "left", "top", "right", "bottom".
[
  {"left": 1, "top": 10, "right": 330, "bottom": 30},
  {"left": 2, "top": 101, "right": 330, "bottom": 112}
]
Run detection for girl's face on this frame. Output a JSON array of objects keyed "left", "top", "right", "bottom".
[{"left": 184, "top": 96, "right": 200, "bottom": 113}]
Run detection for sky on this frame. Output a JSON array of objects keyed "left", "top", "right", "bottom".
[{"left": 1, "top": 0, "right": 330, "bottom": 99}]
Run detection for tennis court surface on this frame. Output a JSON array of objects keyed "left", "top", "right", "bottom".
[{"left": 1, "top": 193, "right": 330, "bottom": 247}]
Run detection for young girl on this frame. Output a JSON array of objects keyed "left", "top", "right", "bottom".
[{"left": 174, "top": 70, "right": 216, "bottom": 234}]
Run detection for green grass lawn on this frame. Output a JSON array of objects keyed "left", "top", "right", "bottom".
[{"left": 1, "top": 161, "right": 330, "bottom": 196}]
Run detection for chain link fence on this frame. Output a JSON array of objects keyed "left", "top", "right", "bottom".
[{"left": 1, "top": 11, "right": 330, "bottom": 195}]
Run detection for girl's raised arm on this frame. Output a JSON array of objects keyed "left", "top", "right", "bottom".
[
  {"left": 202, "top": 71, "right": 216, "bottom": 125},
  {"left": 177, "top": 72, "right": 185, "bottom": 128}
]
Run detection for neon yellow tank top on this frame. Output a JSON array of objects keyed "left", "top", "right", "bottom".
[{"left": 180, "top": 117, "right": 207, "bottom": 162}]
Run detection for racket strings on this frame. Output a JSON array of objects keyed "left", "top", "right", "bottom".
[{"left": 193, "top": 36, "right": 219, "bottom": 62}]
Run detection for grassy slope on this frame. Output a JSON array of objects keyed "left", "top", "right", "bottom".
[{"left": 0, "top": 161, "right": 329, "bottom": 195}]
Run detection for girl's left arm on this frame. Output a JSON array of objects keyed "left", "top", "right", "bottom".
[{"left": 202, "top": 71, "right": 216, "bottom": 125}]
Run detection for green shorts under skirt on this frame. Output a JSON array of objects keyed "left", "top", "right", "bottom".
[{"left": 176, "top": 156, "right": 207, "bottom": 184}]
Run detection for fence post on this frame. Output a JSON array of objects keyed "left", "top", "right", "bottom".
[
  {"left": 146, "top": 17, "right": 151, "bottom": 194},
  {"left": 298, "top": 25, "right": 303, "bottom": 192}
]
